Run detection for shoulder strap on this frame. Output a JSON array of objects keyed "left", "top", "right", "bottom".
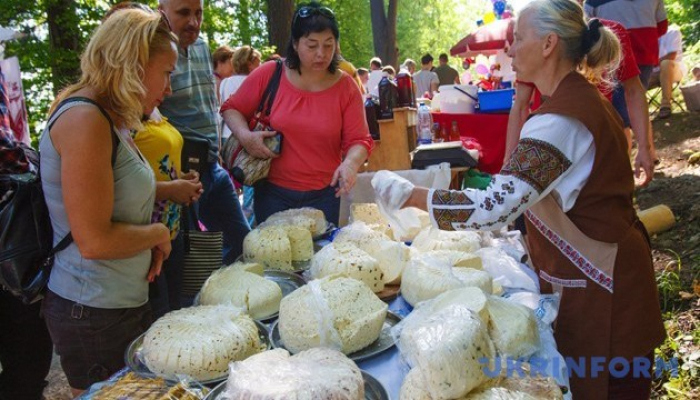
[
  {"left": 44, "top": 97, "right": 121, "bottom": 254},
  {"left": 49, "top": 97, "right": 119, "bottom": 166},
  {"left": 257, "top": 59, "right": 284, "bottom": 117}
]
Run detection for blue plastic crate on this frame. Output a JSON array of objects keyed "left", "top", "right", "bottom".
[{"left": 478, "top": 88, "right": 515, "bottom": 113}]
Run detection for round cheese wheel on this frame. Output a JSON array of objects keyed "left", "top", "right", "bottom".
[
  {"left": 243, "top": 226, "right": 293, "bottom": 271},
  {"left": 142, "top": 305, "right": 265, "bottom": 381},
  {"left": 412, "top": 227, "right": 481, "bottom": 253},
  {"left": 486, "top": 296, "right": 540, "bottom": 359}
]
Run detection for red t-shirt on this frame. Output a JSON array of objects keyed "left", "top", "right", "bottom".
[{"left": 221, "top": 61, "right": 373, "bottom": 191}]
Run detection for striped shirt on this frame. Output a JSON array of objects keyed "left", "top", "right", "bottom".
[{"left": 159, "top": 38, "right": 221, "bottom": 162}]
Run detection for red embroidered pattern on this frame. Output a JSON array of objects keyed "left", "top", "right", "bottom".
[
  {"left": 526, "top": 210, "right": 614, "bottom": 293},
  {"left": 432, "top": 208, "right": 475, "bottom": 230},
  {"left": 539, "top": 270, "right": 587, "bottom": 288}
]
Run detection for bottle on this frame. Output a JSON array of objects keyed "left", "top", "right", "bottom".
[
  {"left": 417, "top": 102, "right": 433, "bottom": 145},
  {"left": 378, "top": 73, "right": 398, "bottom": 120},
  {"left": 450, "top": 120, "right": 461, "bottom": 142},
  {"left": 431, "top": 122, "right": 443, "bottom": 143},
  {"left": 396, "top": 70, "right": 415, "bottom": 108},
  {"left": 364, "top": 96, "right": 381, "bottom": 140}
]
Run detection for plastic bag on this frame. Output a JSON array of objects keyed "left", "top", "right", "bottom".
[
  {"left": 78, "top": 370, "right": 210, "bottom": 400},
  {"left": 224, "top": 348, "right": 364, "bottom": 400},
  {"left": 392, "top": 289, "right": 495, "bottom": 400},
  {"left": 475, "top": 247, "right": 539, "bottom": 293}
]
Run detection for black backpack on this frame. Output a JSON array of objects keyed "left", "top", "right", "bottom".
[{"left": 0, "top": 97, "right": 118, "bottom": 304}]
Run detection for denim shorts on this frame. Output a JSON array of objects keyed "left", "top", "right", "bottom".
[{"left": 41, "top": 290, "right": 151, "bottom": 389}]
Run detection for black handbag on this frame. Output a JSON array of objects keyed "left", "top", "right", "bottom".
[{"left": 180, "top": 206, "right": 223, "bottom": 297}]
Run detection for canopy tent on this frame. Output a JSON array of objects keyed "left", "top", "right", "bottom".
[{"left": 449, "top": 18, "right": 514, "bottom": 58}]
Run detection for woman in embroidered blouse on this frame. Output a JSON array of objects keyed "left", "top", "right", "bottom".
[
  {"left": 39, "top": 9, "right": 177, "bottom": 395},
  {"left": 220, "top": 2, "right": 373, "bottom": 225},
  {"left": 374, "top": 0, "right": 665, "bottom": 398}
]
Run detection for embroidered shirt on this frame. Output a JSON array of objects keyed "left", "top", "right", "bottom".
[{"left": 428, "top": 113, "right": 594, "bottom": 231}]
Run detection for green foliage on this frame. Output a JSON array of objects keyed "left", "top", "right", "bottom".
[{"left": 656, "top": 249, "right": 684, "bottom": 312}]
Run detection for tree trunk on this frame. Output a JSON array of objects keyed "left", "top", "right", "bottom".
[
  {"left": 45, "top": 0, "right": 81, "bottom": 93},
  {"left": 369, "top": 0, "right": 398, "bottom": 69},
  {"left": 267, "top": 0, "right": 294, "bottom": 56}
]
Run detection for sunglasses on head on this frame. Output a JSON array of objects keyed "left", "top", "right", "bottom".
[{"left": 293, "top": 5, "right": 335, "bottom": 27}]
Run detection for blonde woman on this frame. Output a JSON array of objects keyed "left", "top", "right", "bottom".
[
  {"left": 374, "top": 0, "right": 665, "bottom": 398},
  {"left": 39, "top": 9, "right": 177, "bottom": 395},
  {"left": 219, "top": 45, "right": 262, "bottom": 120}
]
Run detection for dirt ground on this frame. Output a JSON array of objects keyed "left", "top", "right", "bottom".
[{"left": 42, "top": 111, "right": 700, "bottom": 400}]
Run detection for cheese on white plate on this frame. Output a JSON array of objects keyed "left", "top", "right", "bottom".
[
  {"left": 310, "top": 242, "right": 385, "bottom": 292},
  {"left": 486, "top": 296, "right": 540, "bottom": 359},
  {"left": 224, "top": 348, "right": 364, "bottom": 400},
  {"left": 412, "top": 227, "right": 482, "bottom": 253},
  {"left": 278, "top": 276, "right": 387, "bottom": 355},
  {"left": 141, "top": 305, "right": 265, "bottom": 381},
  {"left": 199, "top": 262, "right": 283, "bottom": 319}
]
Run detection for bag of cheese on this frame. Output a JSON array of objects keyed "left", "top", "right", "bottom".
[
  {"left": 485, "top": 296, "right": 540, "bottom": 359},
  {"left": 224, "top": 348, "right": 364, "bottom": 400},
  {"left": 401, "top": 254, "right": 494, "bottom": 306},
  {"left": 278, "top": 276, "right": 387, "bottom": 355},
  {"left": 394, "top": 296, "right": 495, "bottom": 399}
]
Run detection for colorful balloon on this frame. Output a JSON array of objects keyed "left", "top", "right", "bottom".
[
  {"left": 494, "top": 0, "right": 506, "bottom": 16},
  {"left": 483, "top": 11, "right": 496, "bottom": 24}
]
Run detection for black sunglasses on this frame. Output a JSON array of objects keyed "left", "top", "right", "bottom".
[{"left": 292, "top": 6, "right": 335, "bottom": 27}]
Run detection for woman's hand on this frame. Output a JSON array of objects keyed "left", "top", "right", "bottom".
[
  {"left": 331, "top": 160, "right": 359, "bottom": 197},
  {"left": 634, "top": 145, "right": 654, "bottom": 187},
  {"left": 239, "top": 130, "right": 280, "bottom": 159},
  {"left": 147, "top": 237, "right": 172, "bottom": 282},
  {"left": 173, "top": 172, "right": 204, "bottom": 205}
]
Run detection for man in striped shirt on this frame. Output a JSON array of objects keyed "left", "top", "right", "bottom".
[{"left": 158, "top": 0, "right": 250, "bottom": 267}]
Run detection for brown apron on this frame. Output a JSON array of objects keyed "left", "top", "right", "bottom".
[{"left": 524, "top": 73, "right": 666, "bottom": 400}]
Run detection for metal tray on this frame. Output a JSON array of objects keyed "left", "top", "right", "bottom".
[
  {"left": 257, "top": 270, "right": 306, "bottom": 322},
  {"left": 125, "top": 320, "right": 271, "bottom": 386},
  {"left": 203, "top": 370, "right": 388, "bottom": 400},
  {"left": 268, "top": 311, "right": 401, "bottom": 362}
]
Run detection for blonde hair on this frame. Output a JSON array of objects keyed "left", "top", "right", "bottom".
[
  {"left": 521, "top": 0, "right": 621, "bottom": 88},
  {"left": 50, "top": 9, "right": 178, "bottom": 130},
  {"left": 212, "top": 45, "right": 235, "bottom": 69},
  {"left": 232, "top": 46, "right": 262, "bottom": 75}
]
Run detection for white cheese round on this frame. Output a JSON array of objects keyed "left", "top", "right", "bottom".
[
  {"left": 486, "top": 296, "right": 540, "bottom": 359},
  {"left": 243, "top": 226, "right": 293, "bottom": 271},
  {"left": 141, "top": 305, "right": 264, "bottom": 381},
  {"left": 412, "top": 227, "right": 482, "bottom": 253}
]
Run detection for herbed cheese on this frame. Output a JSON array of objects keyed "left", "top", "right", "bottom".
[
  {"left": 224, "top": 348, "right": 364, "bottom": 400},
  {"left": 265, "top": 207, "right": 327, "bottom": 236},
  {"left": 278, "top": 276, "right": 387, "bottom": 355},
  {"left": 399, "top": 303, "right": 495, "bottom": 399},
  {"left": 486, "top": 296, "right": 540, "bottom": 359},
  {"left": 350, "top": 203, "right": 389, "bottom": 226},
  {"left": 465, "top": 375, "right": 564, "bottom": 399},
  {"left": 199, "top": 262, "right": 283, "bottom": 319},
  {"left": 310, "top": 242, "right": 385, "bottom": 292},
  {"left": 141, "top": 305, "right": 264, "bottom": 381}
]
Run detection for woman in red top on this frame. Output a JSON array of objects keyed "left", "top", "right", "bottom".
[{"left": 220, "top": 2, "right": 372, "bottom": 225}]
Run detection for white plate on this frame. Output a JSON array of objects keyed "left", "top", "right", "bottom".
[
  {"left": 257, "top": 270, "right": 306, "bottom": 322},
  {"left": 268, "top": 311, "right": 402, "bottom": 362},
  {"left": 125, "top": 320, "right": 270, "bottom": 386}
]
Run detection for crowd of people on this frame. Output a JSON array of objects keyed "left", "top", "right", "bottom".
[{"left": 0, "top": 0, "right": 694, "bottom": 398}]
